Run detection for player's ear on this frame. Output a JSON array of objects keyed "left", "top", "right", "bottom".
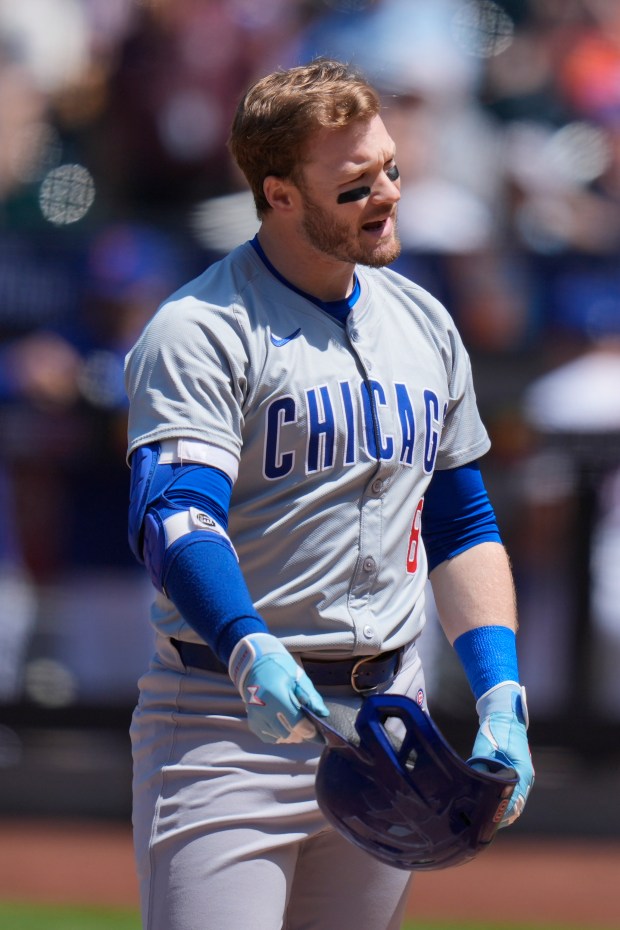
[{"left": 263, "top": 175, "right": 298, "bottom": 213}]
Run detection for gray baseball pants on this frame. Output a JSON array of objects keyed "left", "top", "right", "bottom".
[{"left": 131, "top": 634, "right": 425, "bottom": 930}]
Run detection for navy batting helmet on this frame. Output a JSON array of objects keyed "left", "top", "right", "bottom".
[{"left": 306, "top": 693, "right": 517, "bottom": 871}]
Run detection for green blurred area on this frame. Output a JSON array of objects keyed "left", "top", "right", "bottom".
[
  {"left": 0, "top": 901, "right": 139, "bottom": 929},
  {"left": 0, "top": 902, "right": 600, "bottom": 930}
]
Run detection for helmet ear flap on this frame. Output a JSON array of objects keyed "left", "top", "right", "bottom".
[
  {"left": 310, "top": 708, "right": 359, "bottom": 751},
  {"left": 305, "top": 694, "right": 517, "bottom": 871},
  {"left": 311, "top": 694, "right": 423, "bottom": 755}
]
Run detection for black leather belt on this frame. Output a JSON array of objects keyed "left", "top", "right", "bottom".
[{"left": 171, "top": 638, "right": 403, "bottom": 694}]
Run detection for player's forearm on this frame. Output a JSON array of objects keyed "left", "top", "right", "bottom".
[
  {"left": 429, "top": 540, "right": 517, "bottom": 645},
  {"left": 431, "top": 544, "right": 533, "bottom": 829}
]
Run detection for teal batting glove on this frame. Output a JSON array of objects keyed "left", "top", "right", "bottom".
[
  {"left": 229, "top": 633, "right": 329, "bottom": 744},
  {"left": 469, "top": 681, "right": 534, "bottom": 827}
]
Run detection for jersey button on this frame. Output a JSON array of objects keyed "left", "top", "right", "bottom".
[
  {"left": 371, "top": 479, "right": 383, "bottom": 494},
  {"left": 349, "top": 328, "right": 359, "bottom": 342},
  {"left": 363, "top": 556, "right": 376, "bottom": 572},
  {"left": 363, "top": 625, "right": 374, "bottom": 639}
]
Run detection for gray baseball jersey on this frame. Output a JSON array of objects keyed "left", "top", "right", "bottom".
[{"left": 125, "top": 239, "right": 490, "bottom": 657}]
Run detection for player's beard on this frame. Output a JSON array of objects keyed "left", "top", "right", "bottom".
[{"left": 300, "top": 193, "right": 401, "bottom": 268}]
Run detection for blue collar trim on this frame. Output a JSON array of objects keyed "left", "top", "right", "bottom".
[{"left": 250, "top": 235, "right": 359, "bottom": 324}]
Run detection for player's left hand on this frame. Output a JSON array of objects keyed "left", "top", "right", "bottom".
[
  {"left": 469, "top": 681, "right": 534, "bottom": 828},
  {"left": 228, "top": 632, "right": 329, "bottom": 744}
]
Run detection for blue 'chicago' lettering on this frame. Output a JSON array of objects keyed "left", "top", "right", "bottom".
[
  {"left": 264, "top": 395, "right": 296, "bottom": 479},
  {"left": 306, "top": 385, "right": 335, "bottom": 472},
  {"left": 365, "top": 380, "right": 394, "bottom": 460},
  {"left": 339, "top": 381, "right": 356, "bottom": 466},
  {"left": 423, "top": 389, "right": 441, "bottom": 474},
  {"left": 263, "top": 380, "right": 442, "bottom": 480},
  {"left": 395, "top": 382, "right": 415, "bottom": 465}
]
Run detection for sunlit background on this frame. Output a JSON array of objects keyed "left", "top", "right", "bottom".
[{"left": 1, "top": 0, "right": 620, "bottom": 837}]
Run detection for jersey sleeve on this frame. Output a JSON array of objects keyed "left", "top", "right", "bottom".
[
  {"left": 125, "top": 293, "right": 250, "bottom": 463},
  {"left": 436, "top": 337, "right": 491, "bottom": 470},
  {"left": 404, "top": 277, "right": 491, "bottom": 470}
]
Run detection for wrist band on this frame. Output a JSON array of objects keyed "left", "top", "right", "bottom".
[{"left": 453, "top": 625, "right": 519, "bottom": 701}]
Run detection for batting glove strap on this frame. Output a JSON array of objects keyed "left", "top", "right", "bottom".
[
  {"left": 228, "top": 633, "right": 329, "bottom": 744},
  {"left": 475, "top": 680, "right": 529, "bottom": 726},
  {"left": 470, "top": 682, "right": 534, "bottom": 828}
]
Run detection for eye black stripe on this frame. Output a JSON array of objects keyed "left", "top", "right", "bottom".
[
  {"left": 337, "top": 165, "right": 399, "bottom": 204},
  {"left": 337, "top": 186, "right": 371, "bottom": 204}
]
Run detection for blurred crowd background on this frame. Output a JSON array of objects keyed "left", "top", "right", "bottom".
[{"left": 1, "top": 0, "right": 620, "bottom": 773}]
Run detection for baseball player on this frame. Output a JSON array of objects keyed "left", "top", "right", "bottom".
[{"left": 125, "top": 58, "right": 534, "bottom": 930}]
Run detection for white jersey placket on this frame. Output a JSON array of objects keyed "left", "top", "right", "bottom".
[{"left": 345, "top": 313, "right": 399, "bottom": 653}]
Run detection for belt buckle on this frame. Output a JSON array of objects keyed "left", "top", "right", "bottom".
[
  {"left": 350, "top": 650, "right": 402, "bottom": 694},
  {"left": 351, "top": 655, "right": 379, "bottom": 694}
]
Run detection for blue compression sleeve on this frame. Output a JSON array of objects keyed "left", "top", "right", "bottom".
[
  {"left": 422, "top": 462, "right": 502, "bottom": 573},
  {"left": 164, "top": 537, "right": 268, "bottom": 663},
  {"left": 453, "top": 626, "right": 520, "bottom": 700},
  {"left": 140, "top": 460, "right": 267, "bottom": 663}
]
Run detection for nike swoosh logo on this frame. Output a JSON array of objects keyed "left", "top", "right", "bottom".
[{"left": 270, "top": 327, "right": 302, "bottom": 347}]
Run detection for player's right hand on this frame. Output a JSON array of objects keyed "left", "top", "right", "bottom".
[{"left": 228, "top": 633, "right": 329, "bottom": 744}]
